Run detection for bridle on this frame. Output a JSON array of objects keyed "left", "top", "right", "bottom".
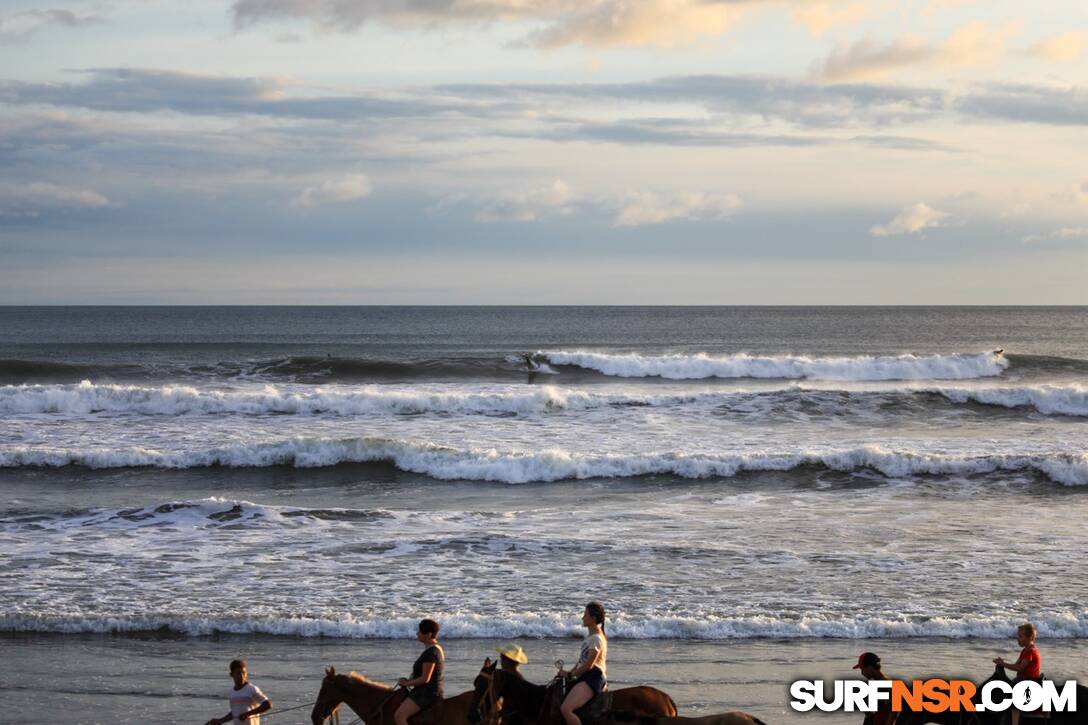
[{"left": 475, "top": 670, "right": 504, "bottom": 725}]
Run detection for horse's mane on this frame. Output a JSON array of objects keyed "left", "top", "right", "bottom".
[{"left": 347, "top": 671, "right": 395, "bottom": 691}]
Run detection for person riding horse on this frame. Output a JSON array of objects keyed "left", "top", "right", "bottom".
[
  {"left": 395, "top": 619, "right": 445, "bottom": 725},
  {"left": 558, "top": 603, "right": 609, "bottom": 725}
]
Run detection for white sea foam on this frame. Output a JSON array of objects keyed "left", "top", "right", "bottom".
[
  {"left": 3, "top": 438, "right": 1085, "bottom": 485},
  {"left": 0, "top": 381, "right": 636, "bottom": 416},
  {"left": 934, "top": 384, "right": 1088, "bottom": 417},
  {"left": 3, "top": 611, "right": 1086, "bottom": 639},
  {"left": 540, "top": 350, "right": 1009, "bottom": 380},
  {"left": 8, "top": 379, "right": 1087, "bottom": 418}
]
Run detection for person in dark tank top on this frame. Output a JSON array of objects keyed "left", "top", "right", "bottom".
[{"left": 395, "top": 619, "right": 445, "bottom": 725}]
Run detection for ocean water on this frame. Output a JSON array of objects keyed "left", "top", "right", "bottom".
[{"left": 1, "top": 306, "right": 1086, "bottom": 720}]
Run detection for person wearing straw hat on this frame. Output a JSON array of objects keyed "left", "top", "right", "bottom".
[{"left": 495, "top": 643, "right": 528, "bottom": 676}]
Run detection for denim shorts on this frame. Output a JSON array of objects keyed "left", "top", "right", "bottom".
[{"left": 574, "top": 668, "right": 606, "bottom": 695}]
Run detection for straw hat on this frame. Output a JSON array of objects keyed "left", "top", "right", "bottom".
[{"left": 495, "top": 643, "right": 529, "bottom": 664}]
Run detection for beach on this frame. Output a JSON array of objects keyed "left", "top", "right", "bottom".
[
  {"left": 3, "top": 634, "right": 1087, "bottom": 723},
  {"left": 1, "top": 306, "right": 1086, "bottom": 722}
]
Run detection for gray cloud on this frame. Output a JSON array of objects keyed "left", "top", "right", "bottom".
[
  {"left": 438, "top": 75, "right": 952, "bottom": 129},
  {"left": 955, "top": 83, "right": 1088, "bottom": 126},
  {"left": 0, "top": 8, "right": 103, "bottom": 42},
  {"left": 0, "top": 68, "right": 468, "bottom": 120}
]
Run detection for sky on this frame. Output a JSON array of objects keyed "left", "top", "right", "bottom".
[{"left": 1, "top": 0, "right": 1087, "bottom": 304}]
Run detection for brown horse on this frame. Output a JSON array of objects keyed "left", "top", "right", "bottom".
[
  {"left": 311, "top": 667, "right": 476, "bottom": 725},
  {"left": 600, "top": 713, "right": 766, "bottom": 725},
  {"left": 470, "top": 658, "right": 677, "bottom": 725}
]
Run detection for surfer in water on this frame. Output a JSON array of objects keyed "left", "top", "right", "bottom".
[{"left": 523, "top": 353, "right": 539, "bottom": 384}]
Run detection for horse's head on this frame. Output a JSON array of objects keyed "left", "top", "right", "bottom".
[
  {"left": 312, "top": 667, "right": 345, "bottom": 725},
  {"left": 469, "top": 657, "right": 500, "bottom": 724}
]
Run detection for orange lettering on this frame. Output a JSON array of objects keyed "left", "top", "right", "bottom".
[
  {"left": 949, "top": 680, "right": 976, "bottom": 712},
  {"left": 892, "top": 681, "right": 925, "bottom": 713},
  {"left": 922, "top": 679, "right": 951, "bottom": 713}
]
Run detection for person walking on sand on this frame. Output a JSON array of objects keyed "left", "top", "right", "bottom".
[
  {"left": 495, "top": 643, "right": 529, "bottom": 676},
  {"left": 558, "top": 602, "right": 608, "bottom": 725},
  {"left": 853, "top": 652, "right": 895, "bottom": 725},
  {"left": 206, "top": 659, "right": 272, "bottom": 725},
  {"left": 994, "top": 623, "right": 1043, "bottom": 725},
  {"left": 395, "top": 618, "right": 445, "bottom": 725}
]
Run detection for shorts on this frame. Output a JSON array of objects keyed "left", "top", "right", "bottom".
[
  {"left": 408, "top": 687, "right": 441, "bottom": 711},
  {"left": 574, "top": 667, "right": 606, "bottom": 695}
]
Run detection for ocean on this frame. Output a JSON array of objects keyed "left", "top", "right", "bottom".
[{"left": 1, "top": 306, "right": 1086, "bottom": 723}]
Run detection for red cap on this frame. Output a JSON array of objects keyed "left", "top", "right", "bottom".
[{"left": 853, "top": 652, "right": 880, "bottom": 669}]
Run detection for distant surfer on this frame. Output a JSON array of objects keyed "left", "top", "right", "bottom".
[
  {"left": 993, "top": 348, "right": 1004, "bottom": 356},
  {"left": 523, "top": 353, "right": 539, "bottom": 384}
]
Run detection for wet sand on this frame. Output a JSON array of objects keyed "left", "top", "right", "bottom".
[{"left": 2, "top": 634, "right": 1085, "bottom": 723}]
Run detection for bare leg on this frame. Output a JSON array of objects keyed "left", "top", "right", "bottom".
[
  {"left": 396, "top": 698, "right": 421, "bottom": 725},
  {"left": 560, "top": 683, "right": 594, "bottom": 725},
  {"left": 1011, "top": 709, "right": 1020, "bottom": 725}
]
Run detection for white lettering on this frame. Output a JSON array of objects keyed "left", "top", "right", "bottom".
[
  {"left": 981, "top": 681, "right": 1013, "bottom": 712},
  {"left": 1043, "top": 681, "right": 1078, "bottom": 713},
  {"left": 790, "top": 681, "right": 817, "bottom": 712}
]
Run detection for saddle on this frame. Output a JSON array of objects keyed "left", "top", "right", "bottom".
[{"left": 548, "top": 679, "right": 613, "bottom": 725}]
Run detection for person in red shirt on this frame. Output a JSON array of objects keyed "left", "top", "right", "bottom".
[
  {"left": 853, "top": 652, "right": 896, "bottom": 725},
  {"left": 994, "top": 622, "right": 1042, "bottom": 725}
]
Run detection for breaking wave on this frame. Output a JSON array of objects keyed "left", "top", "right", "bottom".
[
  {"left": 0, "top": 381, "right": 625, "bottom": 416},
  {"left": 3, "top": 611, "right": 1086, "bottom": 639},
  {"left": 3, "top": 438, "right": 1085, "bottom": 486},
  {"left": 5, "top": 380, "right": 1088, "bottom": 417},
  {"left": 934, "top": 384, "right": 1088, "bottom": 417},
  {"left": 539, "top": 350, "right": 1009, "bottom": 381}
]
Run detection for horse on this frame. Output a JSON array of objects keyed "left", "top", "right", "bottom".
[
  {"left": 894, "top": 666, "right": 1088, "bottom": 725},
  {"left": 312, "top": 667, "right": 476, "bottom": 725},
  {"left": 598, "top": 711, "right": 767, "bottom": 725},
  {"left": 470, "top": 657, "right": 677, "bottom": 725}
]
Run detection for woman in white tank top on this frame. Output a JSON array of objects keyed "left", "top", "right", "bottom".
[{"left": 558, "top": 602, "right": 608, "bottom": 725}]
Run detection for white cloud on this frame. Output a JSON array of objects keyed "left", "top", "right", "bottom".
[
  {"left": 791, "top": 2, "right": 870, "bottom": 37},
  {"left": 473, "top": 180, "right": 576, "bottom": 223},
  {"left": 292, "top": 174, "right": 372, "bottom": 208},
  {"left": 870, "top": 202, "right": 949, "bottom": 237},
  {"left": 613, "top": 191, "right": 742, "bottom": 227},
  {"left": 1028, "top": 31, "right": 1086, "bottom": 61},
  {"left": 0, "top": 181, "right": 114, "bottom": 211},
  {"left": 815, "top": 21, "right": 1019, "bottom": 81}
]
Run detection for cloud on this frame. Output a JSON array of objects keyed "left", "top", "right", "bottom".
[
  {"left": 1022, "top": 226, "right": 1088, "bottom": 244},
  {"left": 292, "top": 174, "right": 372, "bottom": 208},
  {"left": 613, "top": 191, "right": 741, "bottom": 227},
  {"left": 471, "top": 179, "right": 577, "bottom": 223},
  {"left": 0, "top": 181, "right": 115, "bottom": 218},
  {"left": 955, "top": 83, "right": 1088, "bottom": 126},
  {"left": 870, "top": 202, "right": 949, "bottom": 237},
  {"left": 791, "top": 2, "right": 870, "bottom": 36},
  {"left": 1, "top": 181, "right": 113, "bottom": 207},
  {"left": 525, "top": 1, "right": 738, "bottom": 49},
  {"left": 1027, "top": 31, "right": 1086, "bottom": 61},
  {"left": 0, "top": 8, "right": 102, "bottom": 42},
  {"left": 232, "top": 0, "right": 859, "bottom": 49},
  {"left": 815, "top": 21, "right": 1019, "bottom": 81}
]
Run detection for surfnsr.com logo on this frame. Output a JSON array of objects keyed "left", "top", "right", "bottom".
[{"left": 790, "top": 679, "right": 1079, "bottom": 713}]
